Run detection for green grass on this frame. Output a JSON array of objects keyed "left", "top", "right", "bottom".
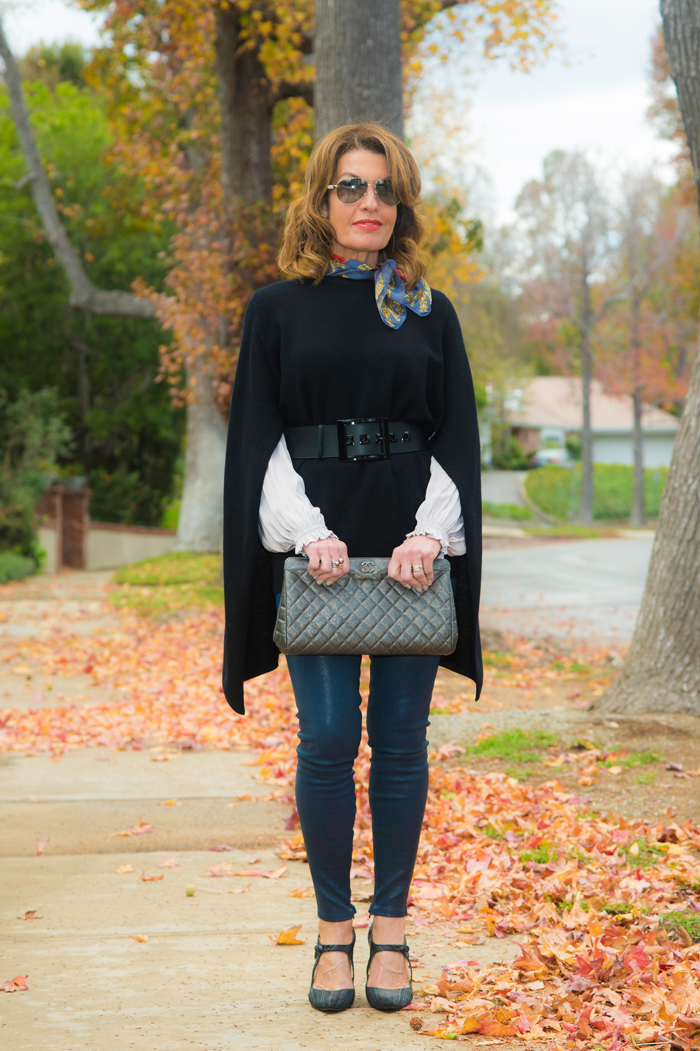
[
  {"left": 467, "top": 728, "right": 558, "bottom": 764},
  {"left": 0, "top": 551, "right": 37, "bottom": 585},
  {"left": 110, "top": 552, "right": 223, "bottom": 614},
  {"left": 525, "top": 463, "right": 668, "bottom": 521},
  {"left": 601, "top": 750, "right": 661, "bottom": 769},
  {"left": 620, "top": 839, "right": 664, "bottom": 870},
  {"left": 660, "top": 911, "right": 700, "bottom": 944},
  {"left": 525, "top": 524, "right": 603, "bottom": 538},
  {"left": 481, "top": 823, "right": 505, "bottom": 840},
  {"left": 635, "top": 772, "right": 656, "bottom": 785},
  {"left": 482, "top": 500, "right": 533, "bottom": 521},
  {"left": 482, "top": 651, "right": 514, "bottom": 668},
  {"left": 521, "top": 842, "right": 556, "bottom": 865}
]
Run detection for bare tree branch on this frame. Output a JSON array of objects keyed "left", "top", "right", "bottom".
[
  {"left": 0, "top": 17, "right": 156, "bottom": 320},
  {"left": 272, "top": 79, "right": 314, "bottom": 107}
]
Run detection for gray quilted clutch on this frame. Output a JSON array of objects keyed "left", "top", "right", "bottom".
[{"left": 273, "top": 557, "right": 457, "bottom": 656}]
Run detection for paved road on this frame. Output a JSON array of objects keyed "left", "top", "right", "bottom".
[{"left": 481, "top": 535, "right": 654, "bottom": 643}]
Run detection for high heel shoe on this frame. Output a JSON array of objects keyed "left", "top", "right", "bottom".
[
  {"left": 308, "top": 930, "right": 356, "bottom": 1013},
  {"left": 365, "top": 923, "right": 413, "bottom": 1011}
]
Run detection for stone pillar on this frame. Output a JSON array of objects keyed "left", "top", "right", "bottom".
[
  {"left": 61, "top": 488, "right": 91, "bottom": 570},
  {"left": 35, "top": 485, "right": 64, "bottom": 572}
]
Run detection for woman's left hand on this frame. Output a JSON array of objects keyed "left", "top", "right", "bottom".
[{"left": 388, "top": 535, "right": 442, "bottom": 592}]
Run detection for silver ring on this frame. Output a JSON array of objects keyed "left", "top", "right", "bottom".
[{"left": 331, "top": 559, "right": 344, "bottom": 568}]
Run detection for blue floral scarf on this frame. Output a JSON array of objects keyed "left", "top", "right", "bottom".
[{"left": 327, "top": 256, "right": 431, "bottom": 330}]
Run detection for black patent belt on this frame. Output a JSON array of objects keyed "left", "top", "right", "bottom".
[{"left": 284, "top": 418, "right": 432, "bottom": 463}]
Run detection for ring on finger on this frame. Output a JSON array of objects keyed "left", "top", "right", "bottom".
[
  {"left": 411, "top": 563, "right": 424, "bottom": 574},
  {"left": 331, "top": 559, "right": 344, "bottom": 569}
]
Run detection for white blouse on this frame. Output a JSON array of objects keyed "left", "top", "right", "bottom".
[{"left": 258, "top": 435, "right": 466, "bottom": 557}]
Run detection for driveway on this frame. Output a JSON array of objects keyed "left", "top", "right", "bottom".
[{"left": 481, "top": 535, "right": 654, "bottom": 643}]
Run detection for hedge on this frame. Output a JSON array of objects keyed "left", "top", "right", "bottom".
[{"left": 524, "top": 464, "right": 668, "bottom": 521}]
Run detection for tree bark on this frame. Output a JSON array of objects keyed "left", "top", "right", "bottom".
[
  {"left": 315, "top": 0, "right": 403, "bottom": 139},
  {"left": 595, "top": 0, "right": 700, "bottom": 713},
  {"left": 0, "top": 19, "right": 155, "bottom": 320},
  {"left": 174, "top": 354, "right": 227, "bottom": 552},
  {"left": 579, "top": 259, "right": 594, "bottom": 526},
  {"left": 216, "top": 6, "right": 273, "bottom": 204},
  {"left": 631, "top": 386, "right": 646, "bottom": 527}
]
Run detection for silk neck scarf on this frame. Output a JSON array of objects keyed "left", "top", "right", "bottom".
[{"left": 327, "top": 256, "right": 431, "bottom": 330}]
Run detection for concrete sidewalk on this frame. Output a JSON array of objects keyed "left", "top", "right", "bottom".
[{"left": 0, "top": 749, "right": 517, "bottom": 1051}]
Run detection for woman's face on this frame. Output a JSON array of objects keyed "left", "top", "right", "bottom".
[{"left": 326, "top": 148, "right": 398, "bottom": 265}]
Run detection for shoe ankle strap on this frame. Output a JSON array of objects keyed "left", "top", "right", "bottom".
[
  {"left": 369, "top": 940, "right": 410, "bottom": 956},
  {"left": 314, "top": 939, "right": 355, "bottom": 958}
]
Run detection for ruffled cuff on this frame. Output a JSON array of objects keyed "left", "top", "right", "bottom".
[
  {"left": 294, "top": 527, "right": 337, "bottom": 555},
  {"left": 405, "top": 526, "right": 449, "bottom": 558}
]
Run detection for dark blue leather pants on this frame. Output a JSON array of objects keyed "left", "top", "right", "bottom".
[{"left": 286, "top": 651, "right": 440, "bottom": 922}]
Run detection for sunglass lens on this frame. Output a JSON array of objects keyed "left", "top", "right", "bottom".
[
  {"left": 336, "top": 179, "right": 366, "bottom": 203},
  {"left": 375, "top": 180, "right": 398, "bottom": 206}
]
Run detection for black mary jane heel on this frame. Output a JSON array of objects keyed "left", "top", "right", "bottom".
[
  {"left": 308, "top": 930, "right": 356, "bottom": 1013},
  {"left": 365, "top": 923, "right": 413, "bottom": 1011}
]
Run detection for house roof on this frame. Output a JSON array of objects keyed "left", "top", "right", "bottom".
[{"left": 508, "top": 376, "right": 679, "bottom": 434}]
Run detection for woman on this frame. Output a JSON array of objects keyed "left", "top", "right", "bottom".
[{"left": 222, "top": 122, "right": 482, "bottom": 1013}]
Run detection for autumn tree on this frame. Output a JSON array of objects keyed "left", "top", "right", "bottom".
[
  {"left": 516, "top": 151, "right": 611, "bottom": 524},
  {"left": 596, "top": 0, "right": 700, "bottom": 715},
  {"left": 2, "top": 1, "right": 558, "bottom": 549}
]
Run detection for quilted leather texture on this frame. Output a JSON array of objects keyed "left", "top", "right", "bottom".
[{"left": 273, "top": 557, "right": 457, "bottom": 657}]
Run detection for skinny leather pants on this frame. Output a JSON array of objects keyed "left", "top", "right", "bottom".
[{"left": 286, "top": 651, "right": 440, "bottom": 922}]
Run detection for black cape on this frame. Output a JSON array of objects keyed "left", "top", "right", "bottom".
[{"left": 222, "top": 276, "right": 482, "bottom": 714}]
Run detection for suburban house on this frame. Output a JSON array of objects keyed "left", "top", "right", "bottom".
[{"left": 506, "top": 376, "right": 679, "bottom": 467}]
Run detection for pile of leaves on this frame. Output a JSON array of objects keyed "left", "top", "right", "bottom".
[{"left": 3, "top": 607, "right": 700, "bottom": 1047}]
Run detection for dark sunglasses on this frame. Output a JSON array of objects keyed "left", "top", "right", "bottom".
[{"left": 327, "top": 177, "right": 399, "bottom": 207}]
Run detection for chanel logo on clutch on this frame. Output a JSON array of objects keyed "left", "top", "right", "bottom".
[{"left": 361, "top": 561, "right": 375, "bottom": 572}]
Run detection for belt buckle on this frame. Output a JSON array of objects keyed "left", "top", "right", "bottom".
[{"left": 337, "top": 418, "right": 390, "bottom": 462}]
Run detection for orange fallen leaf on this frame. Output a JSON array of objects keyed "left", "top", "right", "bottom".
[
  {"left": 140, "top": 870, "right": 164, "bottom": 882},
  {"left": 3, "top": 975, "right": 28, "bottom": 992},
  {"left": 158, "top": 798, "right": 181, "bottom": 806},
  {"left": 262, "top": 865, "right": 287, "bottom": 880},
  {"left": 129, "top": 934, "right": 149, "bottom": 943},
  {"left": 111, "top": 821, "right": 154, "bottom": 837},
  {"left": 18, "top": 911, "right": 41, "bottom": 920},
  {"left": 115, "top": 864, "right": 136, "bottom": 874},
  {"left": 232, "top": 870, "right": 264, "bottom": 877},
  {"left": 269, "top": 925, "right": 306, "bottom": 945},
  {"left": 36, "top": 840, "right": 47, "bottom": 856},
  {"left": 353, "top": 912, "right": 370, "bottom": 929},
  {"left": 229, "top": 883, "right": 252, "bottom": 894},
  {"left": 289, "top": 885, "right": 315, "bottom": 898},
  {"left": 157, "top": 857, "right": 179, "bottom": 868},
  {"left": 207, "top": 863, "right": 236, "bottom": 877}
]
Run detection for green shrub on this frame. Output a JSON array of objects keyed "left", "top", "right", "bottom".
[
  {"left": 482, "top": 500, "right": 533, "bottom": 520},
  {"left": 525, "top": 464, "right": 668, "bottom": 521},
  {"left": 0, "top": 550, "right": 36, "bottom": 585}
]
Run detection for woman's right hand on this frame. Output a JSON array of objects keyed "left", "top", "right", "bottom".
[{"left": 303, "top": 537, "right": 349, "bottom": 586}]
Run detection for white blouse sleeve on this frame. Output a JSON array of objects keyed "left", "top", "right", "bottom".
[
  {"left": 406, "top": 456, "right": 466, "bottom": 557},
  {"left": 258, "top": 435, "right": 336, "bottom": 554}
]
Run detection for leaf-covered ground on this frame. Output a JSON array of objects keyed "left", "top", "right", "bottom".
[{"left": 2, "top": 604, "right": 700, "bottom": 1048}]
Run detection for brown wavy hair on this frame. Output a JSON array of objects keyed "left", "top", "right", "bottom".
[{"left": 278, "top": 122, "right": 428, "bottom": 288}]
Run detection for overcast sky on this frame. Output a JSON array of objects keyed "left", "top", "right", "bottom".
[{"left": 4, "top": 0, "right": 675, "bottom": 223}]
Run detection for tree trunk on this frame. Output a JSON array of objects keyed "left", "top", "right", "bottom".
[
  {"left": 0, "top": 17, "right": 155, "bottom": 320},
  {"left": 174, "top": 354, "right": 227, "bottom": 552},
  {"left": 315, "top": 0, "right": 403, "bottom": 139},
  {"left": 579, "top": 265, "right": 594, "bottom": 525},
  {"left": 594, "top": 0, "right": 700, "bottom": 712},
  {"left": 631, "top": 386, "right": 646, "bottom": 528},
  {"left": 216, "top": 5, "right": 273, "bottom": 204}
]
